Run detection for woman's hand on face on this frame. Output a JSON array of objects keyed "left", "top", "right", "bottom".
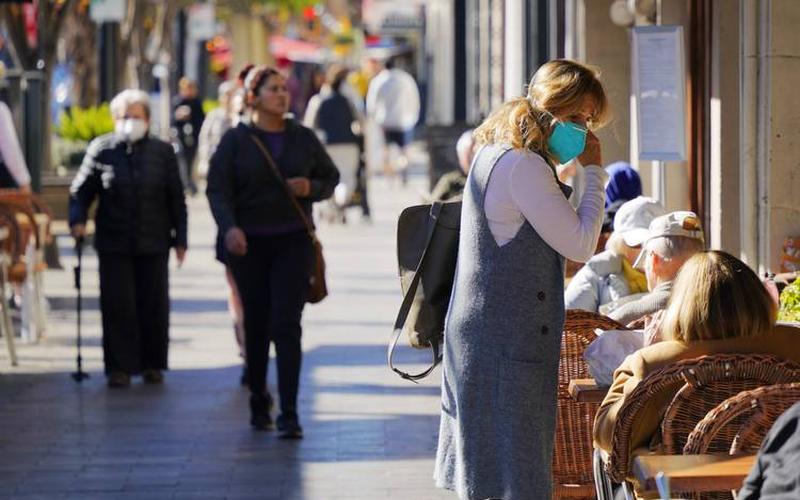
[
  {"left": 578, "top": 131, "right": 602, "bottom": 167},
  {"left": 225, "top": 227, "right": 248, "bottom": 256},
  {"left": 287, "top": 177, "right": 311, "bottom": 198}
]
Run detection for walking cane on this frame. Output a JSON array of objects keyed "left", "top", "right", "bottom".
[{"left": 71, "top": 236, "right": 89, "bottom": 382}]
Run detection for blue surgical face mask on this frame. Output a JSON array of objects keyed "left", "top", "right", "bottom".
[{"left": 548, "top": 121, "right": 588, "bottom": 164}]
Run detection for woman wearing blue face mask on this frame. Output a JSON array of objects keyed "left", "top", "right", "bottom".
[
  {"left": 69, "top": 89, "right": 188, "bottom": 389},
  {"left": 434, "top": 60, "right": 610, "bottom": 500}
]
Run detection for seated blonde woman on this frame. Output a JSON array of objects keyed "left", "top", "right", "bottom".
[{"left": 594, "top": 250, "right": 800, "bottom": 463}]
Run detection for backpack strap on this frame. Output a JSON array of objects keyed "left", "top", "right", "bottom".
[{"left": 388, "top": 202, "right": 445, "bottom": 382}]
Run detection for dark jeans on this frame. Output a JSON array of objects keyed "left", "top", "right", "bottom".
[
  {"left": 229, "top": 231, "right": 313, "bottom": 413},
  {"left": 98, "top": 253, "right": 170, "bottom": 374}
]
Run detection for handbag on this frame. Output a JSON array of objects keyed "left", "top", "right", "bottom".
[
  {"left": 249, "top": 133, "right": 328, "bottom": 304},
  {"left": 388, "top": 200, "right": 461, "bottom": 381}
]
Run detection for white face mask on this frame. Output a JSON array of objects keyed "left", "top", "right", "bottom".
[{"left": 115, "top": 118, "right": 148, "bottom": 143}]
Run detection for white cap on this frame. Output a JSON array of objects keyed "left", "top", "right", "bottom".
[
  {"left": 633, "top": 211, "right": 705, "bottom": 268},
  {"left": 612, "top": 196, "right": 665, "bottom": 247}
]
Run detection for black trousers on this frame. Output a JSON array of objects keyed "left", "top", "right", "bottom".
[
  {"left": 229, "top": 231, "right": 312, "bottom": 413},
  {"left": 98, "top": 253, "right": 170, "bottom": 374}
]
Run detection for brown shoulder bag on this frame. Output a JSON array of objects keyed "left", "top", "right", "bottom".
[{"left": 249, "top": 133, "right": 328, "bottom": 304}]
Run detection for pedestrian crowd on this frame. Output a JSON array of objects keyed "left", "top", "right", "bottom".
[
  {"left": 62, "top": 55, "right": 421, "bottom": 440},
  {"left": 21, "top": 52, "right": 795, "bottom": 499}
]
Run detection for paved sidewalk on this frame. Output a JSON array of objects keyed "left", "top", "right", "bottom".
[{"left": 0, "top": 167, "right": 451, "bottom": 499}]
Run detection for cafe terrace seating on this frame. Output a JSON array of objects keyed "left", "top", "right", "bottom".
[
  {"left": 686, "top": 382, "right": 800, "bottom": 456},
  {"left": 0, "top": 190, "right": 54, "bottom": 364},
  {"left": 594, "top": 353, "right": 800, "bottom": 499},
  {"left": 554, "top": 310, "right": 628, "bottom": 498}
]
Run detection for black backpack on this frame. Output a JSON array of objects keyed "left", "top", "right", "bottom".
[{"left": 388, "top": 201, "right": 461, "bottom": 382}]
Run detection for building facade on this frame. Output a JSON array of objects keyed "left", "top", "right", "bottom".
[{"left": 426, "top": 0, "right": 799, "bottom": 273}]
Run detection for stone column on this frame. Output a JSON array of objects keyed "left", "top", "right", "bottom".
[
  {"left": 708, "top": 0, "right": 741, "bottom": 254},
  {"left": 580, "top": 0, "right": 631, "bottom": 170},
  {"left": 764, "top": 0, "right": 800, "bottom": 270}
]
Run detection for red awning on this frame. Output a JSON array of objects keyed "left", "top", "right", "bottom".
[{"left": 269, "top": 35, "right": 323, "bottom": 63}]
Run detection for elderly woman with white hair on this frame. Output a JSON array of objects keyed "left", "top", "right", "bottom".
[{"left": 69, "top": 89, "right": 188, "bottom": 388}]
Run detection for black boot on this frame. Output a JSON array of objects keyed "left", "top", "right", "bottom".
[
  {"left": 276, "top": 411, "right": 303, "bottom": 439},
  {"left": 249, "top": 393, "right": 274, "bottom": 431}
]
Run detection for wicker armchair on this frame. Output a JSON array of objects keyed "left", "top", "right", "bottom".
[
  {"left": 553, "top": 310, "right": 628, "bottom": 499},
  {"left": 0, "top": 206, "right": 26, "bottom": 366},
  {"left": 0, "top": 191, "right": 54, "bottom": 342},
  {"left": 598, "top": 353, "right": 800, "bottom": 488},
  {"left": 686, "top": 382, "right": 800, "bottom": 456}
]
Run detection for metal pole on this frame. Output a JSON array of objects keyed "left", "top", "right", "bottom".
[
  {"left": 23, "top": 71, "right": 43, "bottom": 193},
  {"left": 652, "top": 0, "right": 666, "bottom": 206},
  {"left": 98, "top": 22, "right": 120, "bottom": 102}
]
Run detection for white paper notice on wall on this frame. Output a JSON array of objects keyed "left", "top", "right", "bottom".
[
  {"left": 632, "top": 26, "right": 687, "bottom": 162},
  {"left": 90, "top": 0, "right": 126, "bottom": 23}
]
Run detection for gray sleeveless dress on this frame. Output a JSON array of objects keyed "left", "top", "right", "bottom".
[{"left": 434, "top": 144, "right": 572, "bottom": 500}]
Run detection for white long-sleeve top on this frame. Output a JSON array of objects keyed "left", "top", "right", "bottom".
[
  {"left": 483, "top": 149, "right": 607, "bottom": 262},
  {"left": 365, "top": 68, "right": 420, "bottom": 131},
  {"left": 0, "top": 102, "right": 31, "bottom": 187}
]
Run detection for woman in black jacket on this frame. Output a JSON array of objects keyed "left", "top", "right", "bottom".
[
  {"left": 69, "top": 89, "right": 188, "bottom": 389},
  {"left": 207, "top": 66, "right": 339, "bottom": 437}
]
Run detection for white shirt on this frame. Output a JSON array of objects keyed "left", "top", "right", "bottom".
[
  {"left": 0, "top": 102, "right": 31, "bottom": 187},
  {"left": 365, "top": 68, "right": 420, "bottom": 131},
  {"left": 483, "top": 148, "right": 607, "bottom": 262}
]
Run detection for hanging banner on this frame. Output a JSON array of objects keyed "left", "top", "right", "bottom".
[
  {"left": 188, "top": 3, "right": 216, "bottom": 41},
  {"left": 632, "top": 25, "right": 687, "bottom": 162}
]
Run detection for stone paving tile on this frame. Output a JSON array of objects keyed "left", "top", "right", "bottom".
[{"left": 0, "top": 163, "right": 454, "bottom": 499}]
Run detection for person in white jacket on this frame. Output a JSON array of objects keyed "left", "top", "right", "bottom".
[
  {"left": 564, "top": 196, "right": 664, "bottom": 313},
  {"left": 365, "top": 58, "right": 420, "bottom": 185}
]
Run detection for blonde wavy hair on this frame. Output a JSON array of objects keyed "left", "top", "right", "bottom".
[
  {"left": 662, "top": 250, "right": 777, "bottom": 343},
  {"left": 473, "top": 59, "right": 610, "bottom": 162}
]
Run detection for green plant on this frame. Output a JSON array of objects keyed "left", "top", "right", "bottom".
[
  {"left": 56, "top": 104, "right": 115, "bottom": 142},
  {"left": 778, "top": 279, "right": 800, "bottom": 323}
]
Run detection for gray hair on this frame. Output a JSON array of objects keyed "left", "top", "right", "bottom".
[
  {"left": 646, "top": 235, "right": 705, "bottom": 261},
  {"left": 110, "top": 89, "right": 151, "bottom": 120}
]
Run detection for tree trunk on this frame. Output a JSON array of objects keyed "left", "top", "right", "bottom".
[
  {"left": 1, "top": 1, "right": 76, "bottom": 179},
  {"left": 64, "top": 5, "right": 98, "bottom": 107}
]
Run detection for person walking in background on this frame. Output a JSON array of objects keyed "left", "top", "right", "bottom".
[
  {"left": 366, "top": 57, "right": 420, "bottom": 185},
  {"left": 69, "top": 89, "right": 187, "bottom": 389},
  {"left": 207, "top": 66, "right": 339, "bottom": 438},
  {"left": 434, "top": 59, "right": 610, "bottom": 499},
  {"left": 173, "top": 78, "right": 205, "bottom": 195},
  {"left": 0, "top": 99, "right": 32, "bottom": 191},
  {"left": 212, "top": 64, "right": 256, "bottom": 385},
  {"left": 304, "top": 64, "right": 362, "bottom": 224},
  {"left": 197, "top": 81, "right": 236, "bottom": 179}
]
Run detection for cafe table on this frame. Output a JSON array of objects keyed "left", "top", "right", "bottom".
[
  {"left": 568, "top": 378, "right": 608, "bottom": 403},
  {"left": 632, "top": 453, "right": 755, "bottom": 495}
]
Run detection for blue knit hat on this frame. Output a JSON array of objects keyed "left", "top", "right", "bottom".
[{"left": 604, "top": 162, "right": 642, "bottom": 209}]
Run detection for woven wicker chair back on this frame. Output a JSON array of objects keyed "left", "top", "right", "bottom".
[
  {"left": 552, "top": 310, "right": 628, "bottom": 498},
  {"left": 685, "top": 382, "right": 800, "bottom": 455},
  {"left": 606, "top": 353, "right": 800, "bottom": 484}
]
